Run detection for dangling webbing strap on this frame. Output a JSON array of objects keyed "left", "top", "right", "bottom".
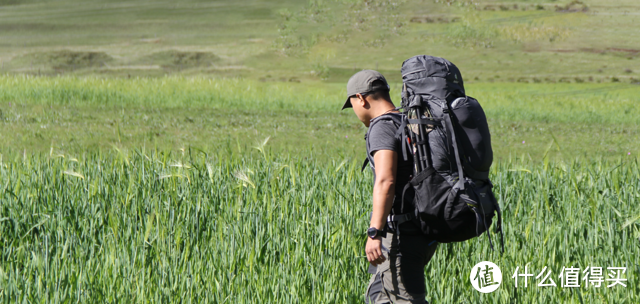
[
  {"left": 495, "top": 199, "right": 505, "bottom": 254},
  {"left": 475, "top": 207, "right": 495, "bottom": 251},
  {"left": 361, "top": 158, "right": 370, "bottom": 172}
]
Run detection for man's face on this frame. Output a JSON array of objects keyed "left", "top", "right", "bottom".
[{"left": 350, "top": 93, "right": 371, "bottom": 127}]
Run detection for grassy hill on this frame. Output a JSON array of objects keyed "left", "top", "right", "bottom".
[
  {"left": 0, "top": 0, "right": 638, "bottom": 83},
  {"left": 0, "top": 0, "right": 639, "bottom": 160}
]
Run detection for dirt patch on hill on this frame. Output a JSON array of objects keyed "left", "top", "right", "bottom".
[
  {"left": 144, "top": 50, "right": 221, "bottom": 69},
  {"left": 482, "top": 3, "right": 547, "bottom": 11},
  {"left": 480, "top": 1, "right": 588, "bottom": 12},
  {"left": 13, "top": 50, "right": 113, "bottom": 70},
  {"left": 556, "top": 1, "right": 589, "bottom": 13},
  {"left": 410, "top": 15, "right": 460, "bottom": 24}
]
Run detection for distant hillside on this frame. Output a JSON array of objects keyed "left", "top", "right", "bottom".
[{"left": 0, "top": 0, "right": 638, "bottom": 84}]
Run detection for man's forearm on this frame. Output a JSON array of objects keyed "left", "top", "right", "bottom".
[{"left": 369, "top": 180, "right": 395, "bottom": 230}]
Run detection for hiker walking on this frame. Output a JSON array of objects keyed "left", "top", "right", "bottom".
[
  {"left": 344, "top": 57, "right": 503, "bottom": 303},
  {"left": 342, "top": 70, "right": 438, "bottom": 303}
]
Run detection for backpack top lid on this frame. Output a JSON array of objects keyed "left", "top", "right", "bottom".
[{"left": 401, "top": 55, "right": 465, "bottom": 103}]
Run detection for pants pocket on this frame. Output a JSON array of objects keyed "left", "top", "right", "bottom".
[{"left": 364, "top": 272, "right": 385, "bottom": 304}]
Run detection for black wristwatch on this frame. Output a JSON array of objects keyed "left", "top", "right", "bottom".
[{"left": 367, "top": 227, "right": 384, "bottom": 239}]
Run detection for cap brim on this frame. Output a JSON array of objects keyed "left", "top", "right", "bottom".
[{"left": 341, "top": 97, "right": 352, "bottom": 110}]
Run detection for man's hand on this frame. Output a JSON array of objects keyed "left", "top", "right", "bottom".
[{"left": 366, "top": 236, "right": 386, "bottom": 266}]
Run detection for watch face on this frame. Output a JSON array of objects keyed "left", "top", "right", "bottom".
[{"left": 367, "top": 228, "right": 377, "bottom": 238}]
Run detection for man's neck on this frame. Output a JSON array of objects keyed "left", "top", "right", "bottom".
[{"left": 370, "top": 103, "right": 398, "bottom": 120}]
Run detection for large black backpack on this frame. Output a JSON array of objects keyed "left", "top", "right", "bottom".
[{"left": 366, "top": 55, "right": 504, "bottom": 252}]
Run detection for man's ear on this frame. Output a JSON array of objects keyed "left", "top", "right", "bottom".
[{"left": 355, "top": 93, "right": 369, "bottom": 109}]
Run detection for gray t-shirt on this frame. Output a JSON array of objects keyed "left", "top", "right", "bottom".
[{"left": 366, "top": 113, "right": 416, "bottom": 218}]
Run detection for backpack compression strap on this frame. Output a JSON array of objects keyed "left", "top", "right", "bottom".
[{"left": 442, "top": 105, "right": 465, "bottom": 190}]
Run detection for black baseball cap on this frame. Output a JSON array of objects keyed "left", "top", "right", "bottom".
[{"left": 342, "top": 70, "right": 390, "bottom": 110}]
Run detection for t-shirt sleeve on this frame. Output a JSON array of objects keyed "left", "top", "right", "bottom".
[{"left": 368, "top": 120, "right": 400, "bottom": 157}]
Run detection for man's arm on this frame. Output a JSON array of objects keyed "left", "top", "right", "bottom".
[{"left": 366, "top": 149, "right": 397, "bottom": 266}]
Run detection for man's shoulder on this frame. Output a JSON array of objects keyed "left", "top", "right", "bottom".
[
  {"left": 370, "top": 113, "right": 402, "bottom": 133},
  {"left": 368, "top": 119, "right": 397, "bottom": 140},
  {"left": 367, "top": 114, "right": 402, "bottom": 156}
]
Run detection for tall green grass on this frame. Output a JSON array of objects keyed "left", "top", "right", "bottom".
[{"left": 1, "top": 150, "right": 638, "bottom": 302}]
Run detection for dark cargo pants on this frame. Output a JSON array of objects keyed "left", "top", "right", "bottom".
[{"left": 364, "top": 230, "right": 438, "bottom": 304}]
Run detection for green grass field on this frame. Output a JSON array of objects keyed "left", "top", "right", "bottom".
[
  {"left": 1, "top": 0, "right": 640, "bottom": 302},
  {"left": 1, "top": 153, "right": 639, "bottom": 302},
  {"left": 1, "top": 76, "right": 639, "bottom": 161}
]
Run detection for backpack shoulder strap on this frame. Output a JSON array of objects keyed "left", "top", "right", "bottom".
[
  {"left": 379, "top": 113, "right": 410, "bottom": 162},
  {"left": 361, "top": 113, "right": 407, "bottom": 172}
]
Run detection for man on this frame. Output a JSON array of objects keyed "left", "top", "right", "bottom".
[{"left": 342, "top": 70, "right": 438, "bottom": 304}]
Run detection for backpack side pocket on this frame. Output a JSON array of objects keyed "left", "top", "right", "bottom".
[{"left": 411, "top": 168, "right": 451, "bottom": 220}]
